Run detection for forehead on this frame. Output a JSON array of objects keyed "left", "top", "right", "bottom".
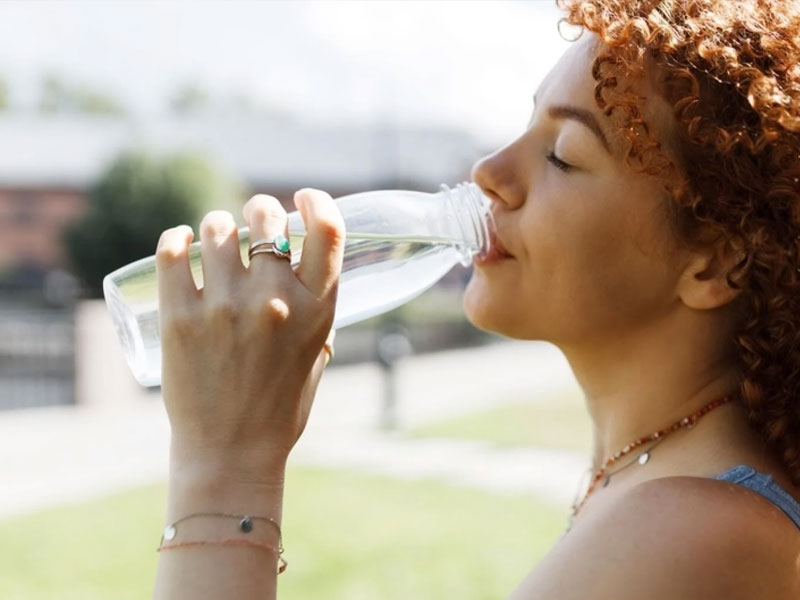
[
  {"left": 536, "top": 34, "right": 679, "bottom": 160},
  {"left": 536, "top": 35, "right": 600, "bottom": 109}
]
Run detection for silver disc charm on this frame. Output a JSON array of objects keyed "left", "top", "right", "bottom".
[
  {"left": 638, "top": 452, "right": 650, "bottom": 465},
  {"left": 163, "top": 525, "right": 177, "bottom": 541}
]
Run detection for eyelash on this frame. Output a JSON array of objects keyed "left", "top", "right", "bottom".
[{"left": 546, "top": 151, "right": 571, "bottom": 172}]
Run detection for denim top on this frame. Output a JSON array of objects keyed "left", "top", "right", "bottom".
[{"left": 714, "top": 464, "right": 800, "bottom": 530}]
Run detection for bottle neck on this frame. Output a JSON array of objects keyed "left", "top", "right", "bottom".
[{"left": 440, "top": 182, "right": 493, "bottom": 266}]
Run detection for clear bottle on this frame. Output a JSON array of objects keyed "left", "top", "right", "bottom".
[{"left": 103, "top": 182, "right": 492, "bottom": 387}]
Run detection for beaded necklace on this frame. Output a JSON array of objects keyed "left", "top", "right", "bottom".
[{"left": 564, "top": 395, "right": 734, "bottom": 534}]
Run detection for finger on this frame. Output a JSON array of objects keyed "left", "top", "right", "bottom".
[
  {"left": 242, "top": 195, "right": 291, "bottom": 279},
  {"left": 198, "top": 210, "right": 245, "bottom": 305},
  {"left": 155, "top": 225, "right": 200, "bottom": 319},
  {"left": 293, "top": 188, "right": 346, "bottom": 298}
]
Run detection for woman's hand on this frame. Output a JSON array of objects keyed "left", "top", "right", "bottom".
[{"left": 154, "top": 189, "right": 345, "bottom": 483}]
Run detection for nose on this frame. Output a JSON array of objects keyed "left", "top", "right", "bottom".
[{"left": 470, "top": 139, "right": 527, "bottom": 212}]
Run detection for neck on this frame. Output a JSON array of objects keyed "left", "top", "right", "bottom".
[{"left": 558, "top": 306, "right": 741, "bottom": 473}]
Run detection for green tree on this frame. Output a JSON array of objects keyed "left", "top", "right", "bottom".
[{"left": 63, "top": 151, "right": 242, "bottom": 298}]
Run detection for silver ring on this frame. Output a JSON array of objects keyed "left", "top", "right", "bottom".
[
  {"left": 248, "top": 235, "right": 291, "bottom": 261},
  {"left": 248, "top": 247, "right": 291, "bottom": 261}
]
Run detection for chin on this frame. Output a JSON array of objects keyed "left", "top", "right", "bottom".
[
  {"left": 463, "top": 277, "right": 514, "bottom": 336},
  {"left": 462, "top": 275, "right": 544, "bottom": 341}
]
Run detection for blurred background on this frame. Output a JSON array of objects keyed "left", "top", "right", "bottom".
[{"left": 0, "top": 1, "right": 591, "bottom": 598}]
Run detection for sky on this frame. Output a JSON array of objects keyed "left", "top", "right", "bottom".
[{"left": 0, "top": 0, "right": 571, "bottom": 147}]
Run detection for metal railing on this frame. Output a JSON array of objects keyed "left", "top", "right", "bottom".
[{"left": 0, "top": 296, "right": 75, "bottom": 410}]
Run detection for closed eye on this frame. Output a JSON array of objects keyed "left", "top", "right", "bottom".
[{"left": 546, "top": 151, "right": 572, "bottom": 172}]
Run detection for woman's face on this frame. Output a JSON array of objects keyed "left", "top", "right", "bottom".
[{"left": 464, "top": 35, "right": 688, "bottom": 345}]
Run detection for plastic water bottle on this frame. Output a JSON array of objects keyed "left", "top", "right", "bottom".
[{"left": 103, "top": 182, "right": 492, "bottom": 387}]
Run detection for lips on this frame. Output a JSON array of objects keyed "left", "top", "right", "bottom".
[
  {"left": 488, "top": 227, "right": 514, "bottom": 258},
  {"left": 474, "top": 222, "right": 515, "bottom": 267}
]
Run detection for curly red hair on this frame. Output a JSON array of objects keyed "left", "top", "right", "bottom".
[{"left": 556, "top": 0, "right": 800, "bottom": 485}]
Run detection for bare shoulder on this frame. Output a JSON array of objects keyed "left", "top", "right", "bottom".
[{"left": 507, "top": 476, "right": 800, "bottom": 600}]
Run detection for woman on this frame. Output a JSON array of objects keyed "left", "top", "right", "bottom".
[{"left": 152, "top": 1, "right": 800, "bottom": 598}]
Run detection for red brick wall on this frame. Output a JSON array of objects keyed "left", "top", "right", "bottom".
[{"left": 0, "top": 188, "right": 89, "bottom": 274}]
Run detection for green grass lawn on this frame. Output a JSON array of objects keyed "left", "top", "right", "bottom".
[
  {"left": 406, "top": 393, "right": 594, "bottom": 454},
  {"left": 0, "top": 466, "right": 569, "bottom": 600}
]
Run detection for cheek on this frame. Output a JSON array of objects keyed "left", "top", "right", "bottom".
[
  {"left": 537, "top": 205, "right": 678, "bottom": 340},
  {"left": 522, "top": 202, "right": 676, "bottom": 339},
  {"left": 462, "top": 185, "right": 680, "bottom": 341}
]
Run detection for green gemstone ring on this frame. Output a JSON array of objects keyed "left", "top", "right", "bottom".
[
  {"left": 274, "top": 234, "right": 290, "bottom": 253},
  {"left": 248, "top": 235, "right": 292, "bottom": 262}
]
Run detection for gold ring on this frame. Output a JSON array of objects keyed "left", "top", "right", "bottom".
[
  {"left": 323, "top": 343, "right": 335, "bottom": 364},
  {"left": 322, "top": 330, "right": 336, "bottom": 366}
]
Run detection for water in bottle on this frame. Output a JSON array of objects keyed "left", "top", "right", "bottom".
[{"left": 103, "top": 182, "right": 491, "bottom": 386}]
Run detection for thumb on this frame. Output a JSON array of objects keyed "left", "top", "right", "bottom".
[
  {"left": 296, "top": 331, "right": 335, "bottom": 436},
  {"left": 306, "top": 346, "right": 330, "bottom": 398}
]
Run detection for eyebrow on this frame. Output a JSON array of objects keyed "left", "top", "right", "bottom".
[
  {"left": 548, "top": 104, "right": 612, "bottom": 154},
  {"left": 533, "top": 93, "right": 614, "bottom": 155}
]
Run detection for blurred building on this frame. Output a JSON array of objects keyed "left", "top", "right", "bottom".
[{"left": 0, "top": 113, "right": 482, "bottom": 287}]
